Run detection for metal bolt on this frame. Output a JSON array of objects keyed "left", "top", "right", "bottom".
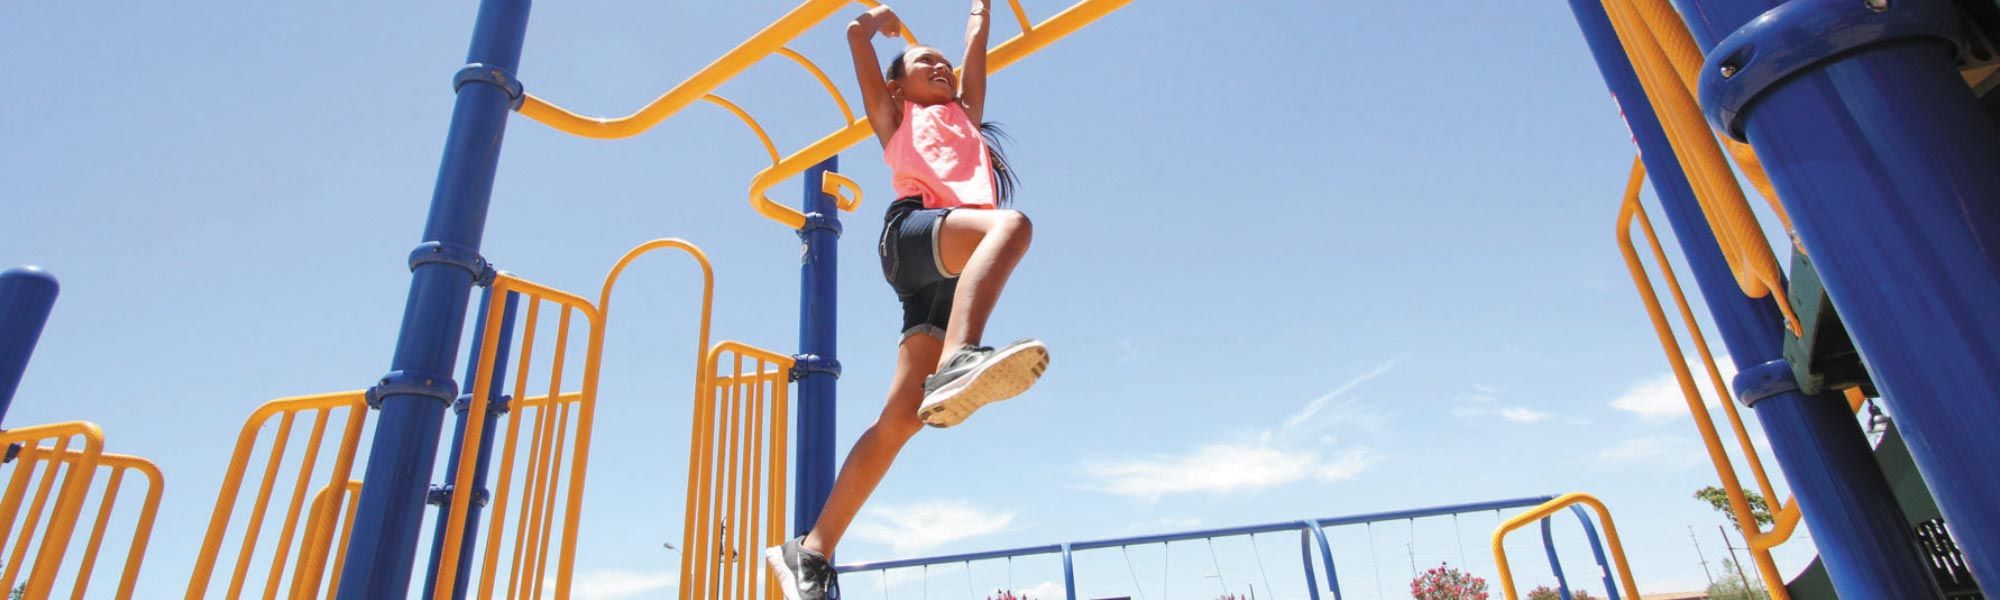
[
  {"left": 1720, "top": 64, "right": 1740, "bottom": 78},
  {"left": 1866, "top": 0, "right": 1889, "bottom": 11}
]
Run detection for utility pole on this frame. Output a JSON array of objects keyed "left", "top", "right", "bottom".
[
  {"left": 1690, "top": 526, "right": 1716, "bottom": 586},
  {"left": 1719, "top": 525, "right": 1757, "bottom": 592}
]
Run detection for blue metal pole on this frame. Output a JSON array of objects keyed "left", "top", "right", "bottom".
[
  {"left": 1539, "top": 518, "right": 1573, "bottom": 600},
  {"left": 794, "top": 157, "right": 841, "bottom": 535},
  {"left": 1304, "top": 521, "right": 1342, "bottom": 600},
  {"left": 1060, "top": 543, "right": 1076, "bottom": 600},
  {"left": 1682, "top": 0, "right": 2000, "bottom": 588},
  {"left": 1568, "top": 506, "right": 1619, "bottom": 600},
  {"left": 1304, "top": 524, "right": 1336, "bottom": 596},
  {"left": 0, "top": 266, "right": 58, "bottom": 427},
  {"left": 337, "top": 0, "right": 531, "bottom": 595},
  {"left": 1299, "top": 528, "right": 1322, "bottom": 600},
  {"left": 1564, "top": 0, "right": 1937, "bottom": 596},
  {"left": 421, "top": 289, "right": 520, "bottom": 600}
]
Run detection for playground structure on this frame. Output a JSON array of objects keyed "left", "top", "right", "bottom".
[{"left": 1, "top": 0, "right": 1998, "bottom": 598}]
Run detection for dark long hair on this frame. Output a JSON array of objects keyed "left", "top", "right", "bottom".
[{"left": 887, "top": 51, "right": 1020, "bottom": 206}]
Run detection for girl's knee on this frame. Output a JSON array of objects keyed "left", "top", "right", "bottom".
[{"left": 998, "top": 210, "right": 1033, "bottom": 247}]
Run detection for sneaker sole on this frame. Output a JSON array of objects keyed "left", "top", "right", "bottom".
[
  {"left": 763, "top": 546, "right": 803, "bottom": 600},
  {"left": 919, "top": 343, "right": 1049, "bottom": 428}
]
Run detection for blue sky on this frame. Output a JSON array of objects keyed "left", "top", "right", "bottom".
[{"left": 1, "top": 1, "right": 1826, "bottom": 598}]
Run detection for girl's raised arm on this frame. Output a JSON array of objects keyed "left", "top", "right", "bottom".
[
  {"left": 848, "top": 6, "right": 904, "bottom": 146},
  {"left": 958, "top": 0, "right": 992, "bottom": 123}
]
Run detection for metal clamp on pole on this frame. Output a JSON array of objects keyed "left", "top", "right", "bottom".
[
  {"left": 796, "top": 211, "right": 843, "bottom": 240},
  {"left": 425, "top": 484, "right": 492, "bottom": 509},
  {"left": 1699, "top": 0, "right": 1967, "bottom": 140},
  {"left": 790, "top": 354, "right": 842, "bottom": 381},
  {"left": 454, "top": 63, "right": 526, "bottom": 109},
  {"left": 1733, "top": 359, "right": 1803, "bottom": 409},
  {"left": 365, "top": 369, "right": 460, "bottom": 409},
  {"left": 408, "top": 241, "right": 497, "bottom": 286},
  {"left": 452, "top": 393, "right": 512, "bottom": 416}
]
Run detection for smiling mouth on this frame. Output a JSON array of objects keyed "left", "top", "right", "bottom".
[{"left": 930, "top": 75, "right": 951, "bottom": 87}]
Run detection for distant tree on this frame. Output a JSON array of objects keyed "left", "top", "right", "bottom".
[
  {"left": 1705, "top": 559, "right": 1770, "bottom": 600},
  {"left": 1693, "top": 486, "right": 1774, "bottom": 526},
  {"left": 1410, "top": 562, "right": 1490, "bottom": 600}
]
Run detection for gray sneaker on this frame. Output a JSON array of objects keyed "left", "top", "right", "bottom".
[
  {"left": 763, "top": 537, "right": 839, "bottom": 599},
  {"left": 919, "top": 339, "right": 1050, "bottom": 428}
]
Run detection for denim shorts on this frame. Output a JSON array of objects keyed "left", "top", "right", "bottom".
[{"left": 879, "top": 197, "right": 958, "bottom": 340}]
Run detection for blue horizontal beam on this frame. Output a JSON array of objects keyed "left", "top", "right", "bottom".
[{"left": 834, "top": 495, "right": 1558, "bottom": 574}]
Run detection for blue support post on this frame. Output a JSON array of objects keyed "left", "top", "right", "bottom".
[
  {"left": 1309, "top": 523, "right": 1341, "bottom": 600},
  {"left": 0, "top": 267, "right": 58, "bottom": 427},
  {"left": 337, "top": 0, "right": 531, "bottom": 596},
  {"left": 1569, "top": 506, "right": 1618, "bottom": 600},
  {"left": 1061, "top": 542, "right": 1077, "bottom": 600},
  {"left": 793, "top": 157, "right": 841, "bottom": 535},
  {"left": 1563, "top": 0, "right": 1938, "bottom": 596},
  {"left": 1539, "top": 518, "right": 1574, "bottom": 600},
  {"left": 421, "top": 288, "right": 520, "bottom": 600},
  {"left": 1683, "top": 0, "right": 2000, "bottom": 588},
  {"left": 1299, "top": 528, "right": 1322, "bottom": 600}
]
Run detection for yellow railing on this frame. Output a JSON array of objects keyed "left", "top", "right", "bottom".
[
  {"left": 6, "top": 445, "right": 164, "bottom": 600},
  {"left": 1490, "top": 493, "right": 1640, "bottom": 600},
  {"left": 286, "top": 480, "right": 362, "bottom": 600},
  {"left": 513, "top": 0, "right": 1130, "bottom": 229},
  {"left": 433, "top": 273, "right": 602, "bottom": 600},
  {"left": 1597, "top": 0, "right": 1800, "bottom": 334},
  {"left": 1616, "top": 157, "right": 1875, "bottom": 599},
  {"left": 681, "top": 342, "right": 793, "bottom": 600},
  {"left": 187, "top": 391, "right": 370, "bottom": 600},
  {"left": 0, "top": 422, "right": 167, "bottom": 600},
  {"left": 434, "top": 239, "right": 724, "bottom": 600}
]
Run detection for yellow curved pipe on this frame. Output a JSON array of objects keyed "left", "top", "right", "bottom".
[
  {"left": 774, "top": 47, "right": 855, "bottom": 124},
  {"left": 588, "top": 239, "right": 717, "bottom": 600},
  {"left": 702, "top": 94, "right": 783, "bottom": 165},
  {"left": 1491, "top": 493, "right": 1641, "bottom": 600},
  {"left": 1004, "top": 0, "right": 1034, "bottom": 33},
  {"left": 516, "top": 0, "right": 855, "bottom": 139},
  {"left": 1599, "top": 0, "right": 1800, "bottom": 335}
]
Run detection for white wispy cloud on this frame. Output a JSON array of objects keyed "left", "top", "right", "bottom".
[
  {"left": 1084, "top": 440, "right": 1377, "bottom": 499},
  {"left": 1610, "top": 356, "right": 1736, "bottom": 420},
  {"left": 548, "top": 569, "right": 676, "bottom": 600},
  {"left": 1282, "top": 361, "right": 1398, "bottom": 432},
  {"left": 1084, "top": 363, "right": 1390, "bottom": 499},
  {"left": 849, "top": 500, "right": 1016, "bottom": 557},
  {"left": 1019, "top": 582, "right": 1065, "bottom": 598},
  {"left": 1447, "top": 385, "right": 1556, "bottom": 424}
]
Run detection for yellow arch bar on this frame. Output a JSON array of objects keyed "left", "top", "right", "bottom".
[{"left": 1491, "top": 493, "right": 1641, "bottom": 600}]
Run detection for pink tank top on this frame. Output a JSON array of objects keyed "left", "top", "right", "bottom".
[{"left": 884, "top": 101, "right": 995, "bottom": 209}]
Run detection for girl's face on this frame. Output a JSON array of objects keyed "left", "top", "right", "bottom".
[{"left": 891, "top": 47, "right": 957, "bottom": 105}]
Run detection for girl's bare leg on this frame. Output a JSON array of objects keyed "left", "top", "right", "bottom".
[
  {"left": 934, "top": 209, "right": 1033, "bottom": 361},
  {"left": 800, "top": 334, "right": 942, "bottom": 557}
]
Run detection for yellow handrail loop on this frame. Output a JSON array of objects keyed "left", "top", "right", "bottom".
[{"left": 1491, "top": 493, "right": 1641, "bottom": 600}]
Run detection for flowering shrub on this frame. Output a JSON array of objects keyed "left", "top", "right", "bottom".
[
  {"left": 1526, "top": 586, "right": 1600, "bottom": 600},
  {"left": 1410, "top": 563, "right": 1490, "bottom": 600},
  {"left": 986, "top": 592, "right": 1032, "bottom": 600}
]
